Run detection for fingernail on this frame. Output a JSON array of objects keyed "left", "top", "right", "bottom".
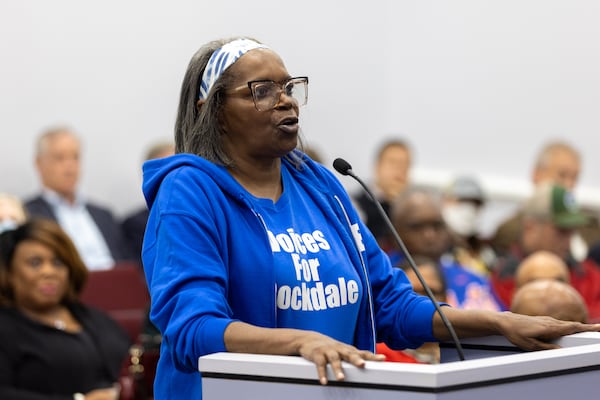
[
  {"left": 320, "top": 377, "right": 327, "bottom": 385},
  {"left": 337, "top": 372, "right": 345, "bottom": 380}
]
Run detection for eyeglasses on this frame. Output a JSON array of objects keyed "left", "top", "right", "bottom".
[
  {"left": 403, "top": 220, "right": 446, "bottom": 232},
  {"left": 228, "top": 76, "right": 309, "bottom": 111}
]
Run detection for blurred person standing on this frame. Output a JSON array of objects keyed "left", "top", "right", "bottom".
[
  {"left": 0, "top": 219, "right": 130, "bottom": 399},
  {"left": 24, "top": 126, "right": 134, "bottom": 270},
  {"left": 353, "top": 138, "right": 412, "bottom": 251}
]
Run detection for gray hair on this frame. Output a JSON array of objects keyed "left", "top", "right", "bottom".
[
  {"left": 36, "top": 125, "right": 79, "bottom": 157},
  {"left": 175, "top": 37, "right": 236, "bottom": 164}
]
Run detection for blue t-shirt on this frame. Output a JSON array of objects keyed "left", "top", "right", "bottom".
[
  {"left": 440, "top": 256, "right": 505, "bottom": 311},
  {"left": 388, "top": 250, "right": 505, "bottom": 311},
  {"left": 249, "top": 167, "right": 363, "bottom": 344}
]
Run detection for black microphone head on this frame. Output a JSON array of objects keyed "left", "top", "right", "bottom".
[{"left": 333, "top": 158, "right": 353, "bottom": 176}]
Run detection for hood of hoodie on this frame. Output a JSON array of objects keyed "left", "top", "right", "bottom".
[
  {"left": 143, "top": 153, "right": 230, "bottom": 209},
  {"left": 143, "top": 153, "right": 267, "bottom": 214},
  {"left": 142, "top": 151, "right": 334, "bottom": 210}
]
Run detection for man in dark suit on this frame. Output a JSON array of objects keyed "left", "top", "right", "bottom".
[{"left": 25, "top": 126, "right": 134, "bottom": 270}]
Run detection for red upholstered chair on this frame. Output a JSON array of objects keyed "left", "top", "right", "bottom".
[
  {"left": 80, "top": 263, "right": 155, "bottom": 399},
  {"left": 80, "top": 263, "right": 150, "bottom": 343}
]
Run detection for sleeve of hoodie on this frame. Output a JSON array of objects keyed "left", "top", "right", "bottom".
[
  {"left": 316, "top": 164, "right": 440, "bottom": 349},
  {"left": 142, "top": 167, "right": 235, "bottom": 372}
]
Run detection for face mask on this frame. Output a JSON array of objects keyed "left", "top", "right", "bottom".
[
  {"left": 442, "top": 202, "right": 480, "bottom": 237},
  {"left": 0, "top": 219, "right": 19, "bottom": 234}
]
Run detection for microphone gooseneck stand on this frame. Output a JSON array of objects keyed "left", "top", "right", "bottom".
[{"left": 333, "top": 157, "right": 465, "bottom": 361}]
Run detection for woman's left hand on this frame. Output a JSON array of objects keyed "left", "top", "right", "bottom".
[
  {"left": 433, "top": 308, "right": 600, "bottom": 350},
  {"left": 495, "top": 311, "right": 600, "bottom": 350}
]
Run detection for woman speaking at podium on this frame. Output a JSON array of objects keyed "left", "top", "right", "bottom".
[{"left": 141, "top": 36, "right": 600, "bottom": 399}]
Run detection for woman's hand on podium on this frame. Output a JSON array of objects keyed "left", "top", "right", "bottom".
[
  {"left": 224, "top": 322, "right": 386, "bottom": 386},
  {"left": 296, "top": 330, "right": 386, "bottom": 385},
  {"left": 495, "top": 312, "right": 600, "bottom": 351},
  {"left": 433, "top": 307, "right": 600, "bottom": 351}
]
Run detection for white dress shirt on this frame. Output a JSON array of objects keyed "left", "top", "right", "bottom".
[{"left": 43, "top": 190, "right": 115, "bottom": 270}]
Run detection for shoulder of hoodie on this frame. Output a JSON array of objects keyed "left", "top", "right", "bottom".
[
  {"left": 144, "top": 153, "right": 233, "bottom": 194},
  {"left": 144, "top": 150, "right": 349, "bottom": 201},
  {"left": 145, "top": 153, "right": 223, "bottom": 178}
]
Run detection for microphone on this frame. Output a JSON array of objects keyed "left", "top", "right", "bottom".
[{"left": 333, "top": 157, "right": 465, "bottom": 361}]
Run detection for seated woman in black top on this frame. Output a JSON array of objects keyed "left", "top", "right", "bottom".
[{"left": 0, "top": 218, "right": 130, "bottom": 400}]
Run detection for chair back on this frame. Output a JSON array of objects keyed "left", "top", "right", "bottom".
[{"left": 80, "top": 263, "right": 150, "bottom": 343}]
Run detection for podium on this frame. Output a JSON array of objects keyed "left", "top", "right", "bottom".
[{"left": 198, "top": 332, "right": 600, "bottom": 399}]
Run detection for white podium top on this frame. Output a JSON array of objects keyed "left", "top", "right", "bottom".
[{"left": 199, "top": 333, "right": 600, "bottom": 392}]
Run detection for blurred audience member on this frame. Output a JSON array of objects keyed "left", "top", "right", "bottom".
[
  {"left": 122, "top": 140, "right": 175, "bottom": 265},
  {"left": 511, "top": 279, "right": 588, "bottom": 323},
  {"left": 24, "top": 126, "right": 134, "bottom": 270},
  {"left": 441, "top": 175, "right": 495, "bottom": 276},
  {"left": 390, "top": 187, "right": 504, "bottom": 311},
  {"left": 0, "top": 193, "right": 27, "bottom": 233},
  {"left": 377, "top": 256, "right": 446, "bottom": 364},
  {"left": 354, "top": 138, "right": 412, "bottom": 251},
  {"left": 0, "top": 218, "right": 130, "bottom": 399},
  {"left": 515, "top": 250, "right": 570, "bottom": 288},
  {"left": 491, "top": 183, "right": 600, "bottom": 322},
  {"left": 491, "top": 140, "right": 600, "bottom": 260}
]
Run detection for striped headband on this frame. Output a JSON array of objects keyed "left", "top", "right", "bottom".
[{"left": 198, "top": 38, "right": 268, "bottom": 100}]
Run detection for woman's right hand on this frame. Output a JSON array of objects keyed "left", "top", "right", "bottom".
[
  {"left": 224, "top": 322, "right": 385, "bottom": 386},
  {"left": 296, "top": 330, "right": 386, "bottom": 385}
]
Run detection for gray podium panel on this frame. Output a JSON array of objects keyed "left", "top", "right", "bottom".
[{"left": 198, "top": 332, "right": 600, "bottom": 400}]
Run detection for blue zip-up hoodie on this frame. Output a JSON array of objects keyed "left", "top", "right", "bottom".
[{"left": 142, "top": 151, "right": 438, "bottom": 399}]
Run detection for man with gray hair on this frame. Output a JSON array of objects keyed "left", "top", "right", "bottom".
[{"left": 24, "top": 126, "right": 135, "bottom": 270}]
